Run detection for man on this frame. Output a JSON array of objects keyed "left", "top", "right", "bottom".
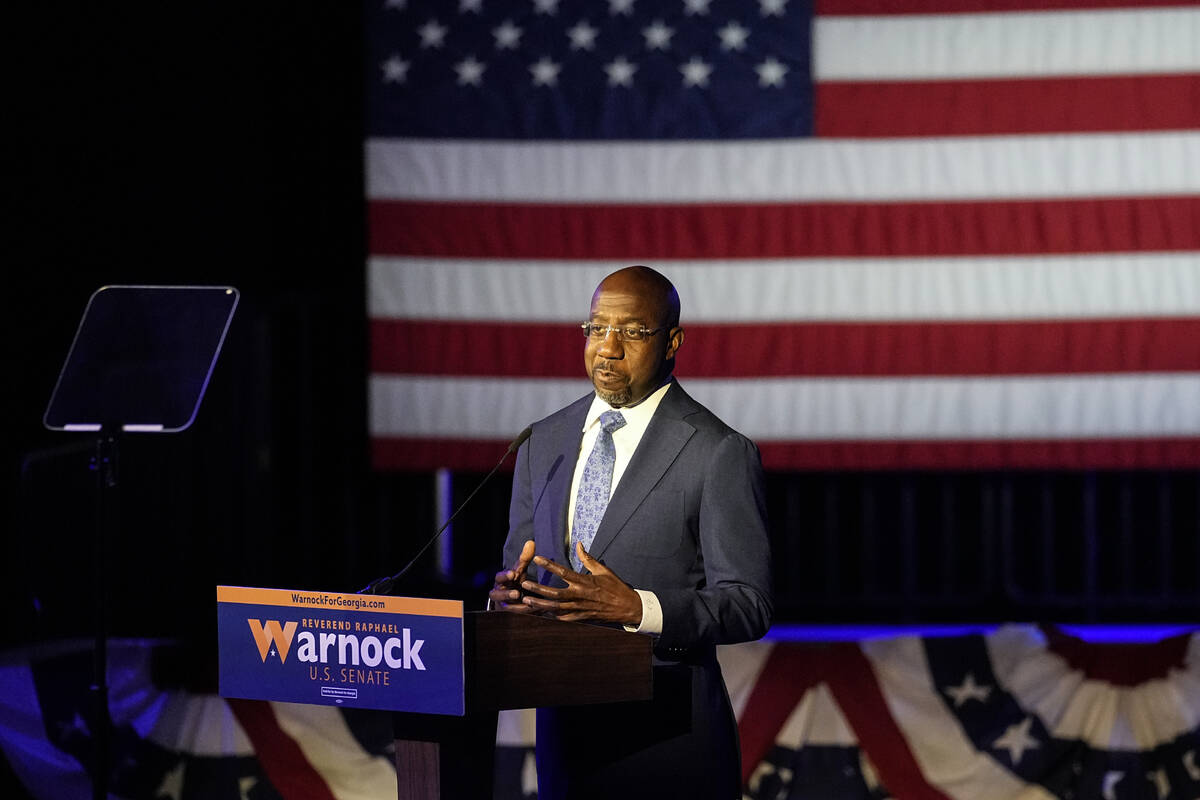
[{"left": 490, "top": 265, "right": 773, "bottom": 799}]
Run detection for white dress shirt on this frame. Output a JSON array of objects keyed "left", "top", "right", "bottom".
[{"left": 566, "top": 382, "right": 671, "bottom": 635}]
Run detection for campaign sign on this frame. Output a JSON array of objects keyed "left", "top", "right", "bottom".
[{"left": 217, "top": 586, "right": 465, "bottom": 715}]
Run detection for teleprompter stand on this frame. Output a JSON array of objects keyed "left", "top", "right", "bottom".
[
  {"left": 43, "top": 285, "right": 239, "bottom": 800},
  {"left": 391, "top": 611, "right": 652, "bottom": 800}
]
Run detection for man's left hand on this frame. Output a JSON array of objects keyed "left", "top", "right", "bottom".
[{"left": 519, "top": 543, "right": 643, "bottom": 626}]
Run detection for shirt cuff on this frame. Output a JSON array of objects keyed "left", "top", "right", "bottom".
[{"left": 624, "top": 589, "right": 663, "bottom": 635}]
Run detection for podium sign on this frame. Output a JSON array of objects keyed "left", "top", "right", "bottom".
[{"left": 217, "top": 586, "right": 465, "bottom": 715}]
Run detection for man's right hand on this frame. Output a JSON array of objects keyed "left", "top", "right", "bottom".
[{"left": 489, "top": 539, "right": 536, "bottom": 612}]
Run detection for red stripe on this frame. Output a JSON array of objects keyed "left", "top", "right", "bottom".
[
  {"left": 817, "top": 75, "right": 1200, "bottom": 138},
  {"left": 736, "top": 644, "right": 824, "bottom": 786},
  {"left": 757, "top": 438, "right": 1200, "bottom": 469},
  {"left": 370, "top": 318, "right": 1200, "bottom": 378},
  {"left": 371, "top": 436, "right": 1200, "bottom": 471},
  {"left": 825, "top": 644, "right": 954, "bottom": 800},
  {"left": 817, "top": 0, "right": 1200, "bottom": 13},
  {"left": 226, "top": 698, "right": 339, "bottom": 800},
  {"left": 368, "top": 197, "right": 1200, "bottom": 259},
  {"left": 1040, "top": 624, "right": 1192, "bottom": 686}
]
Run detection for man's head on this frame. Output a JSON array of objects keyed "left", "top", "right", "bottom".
[{"left": 584, "top": 265, "right": 684, "bottom": 407}]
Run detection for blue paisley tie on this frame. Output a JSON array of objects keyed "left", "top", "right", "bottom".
[{"left": 571, "top": 410, "right": 627, "bottom": 571}]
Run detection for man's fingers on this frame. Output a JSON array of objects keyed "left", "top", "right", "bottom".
[
  {"left": 520, "top": 580, "right": 562, "bottom": 599},
  {"left": 575, "top": 543, "right": 610, "bottom": 575},
  {"left": 532, "top": 555, "right": 577, "bottom": 580}
]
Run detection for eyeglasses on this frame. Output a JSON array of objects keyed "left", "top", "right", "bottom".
[{"left": 581, "top": 322, "right": 666, "bottom": 342}]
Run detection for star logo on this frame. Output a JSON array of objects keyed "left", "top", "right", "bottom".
[
  {"left": 759, "top": 0, "right": 787, "bottom": 16},
  {"left": 459, "top": 0, "right": 483, "bottom": 12},
  {"left": 381, "top": 55, "right": 410, "bottom": 83},
  {"left": 609, "top": 0, "right": 635, "bottom": 14},
  {"left": 680, "top": 57, "right": 712, "bottom": 88},
  {"left": 717, "top": 22, "right": 749, "bottom": 51},
  {"left": 642, "top": 20, "right": 674, "bottom": 50},
  {"left": 417, "top": 19, "right": 448, "bottom": 48},
  {"left": 533, "top": 0, "right": 560, "bottom": 14},
  {"left": 604, "top": 56, "right": 637, "bottom": 87},
  {"left": 455, "top": 56, "right": 485, "bottom": 86},
  {"left": 756, "top": 57, "right": 787, "bottom": 87},
  {"left": 530, "top": 57, "right": 561, "bottom": 86},
  {"left": 567, "top": 21, "right": 598, "bottom": 51},
  {"left": 993, "top": 716, "right": 1039, "bottom": 766},
  {"left": 944, "top": 672, "right": 991, "bottom": 707},
  {"left": 683, "top": 0, "right": 712, "bottom": 15},
  {"left": 493, "top": 20, "right": 521, "bottom": 49}
]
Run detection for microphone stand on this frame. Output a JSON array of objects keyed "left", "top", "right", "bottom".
[{"left": 362, "top": 427, "right": 532, "bottom": 596}]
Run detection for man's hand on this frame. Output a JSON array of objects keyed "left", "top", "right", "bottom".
[
  {"left": 519, "top": 542, "right": 643, "bottom": 626},
  {"left": 489, "top": 539, "right": 536, "bottom": 613}
]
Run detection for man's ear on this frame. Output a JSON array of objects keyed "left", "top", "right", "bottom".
[{"left": 666, "top": 327, "right": 684, "bottom": 360}]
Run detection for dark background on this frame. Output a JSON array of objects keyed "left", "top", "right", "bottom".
[{"left": 7, "top": 3, "right": 1199, "bottom": 669}]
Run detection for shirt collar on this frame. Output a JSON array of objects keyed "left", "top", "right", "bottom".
[{"left": 582, "top": 380, "right": 672, "bottom": 433}]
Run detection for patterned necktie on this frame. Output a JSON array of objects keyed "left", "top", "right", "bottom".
[{"left": 571, "top": 410, "right": 627, "bottom": 572}]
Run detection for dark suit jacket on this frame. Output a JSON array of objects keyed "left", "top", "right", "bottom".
[{"left": 502, "top": 380, "right": 773, "bottom": 799}]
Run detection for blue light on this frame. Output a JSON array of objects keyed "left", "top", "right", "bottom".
[{"left": 765, "top": 624, "right": 1198, "bottom": 644}]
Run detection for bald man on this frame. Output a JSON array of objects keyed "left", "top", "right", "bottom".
[{"left": 491, "top": 266, "right": 773, "bottom": 799}]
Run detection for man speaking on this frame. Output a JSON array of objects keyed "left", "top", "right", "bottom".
[{"left": 490, "top": 265, "right": 773, "bottom": 799}]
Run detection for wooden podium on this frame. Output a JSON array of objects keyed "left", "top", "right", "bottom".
[{"left": 391, "top": 610, "right": 653, "bottom": 799}]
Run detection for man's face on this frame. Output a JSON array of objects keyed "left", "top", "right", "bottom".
[{"left": 584, "top": 276, "right": 682, "bottom": 407}]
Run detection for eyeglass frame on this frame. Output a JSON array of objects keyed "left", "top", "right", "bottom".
[{"left": 580, "top": 321, "right": 669, "bottom": 342}]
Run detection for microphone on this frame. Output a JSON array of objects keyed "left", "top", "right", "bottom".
[{"left": 360, "top": 426, "right": 533, "bottom": 595}]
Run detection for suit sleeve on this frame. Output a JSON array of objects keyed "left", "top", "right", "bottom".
[{"left": 655, "top": 431, "right": 773, "bottom": 652}]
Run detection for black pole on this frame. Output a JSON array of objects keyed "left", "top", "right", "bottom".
[{"left": 90, "top": 436, "right": 117, "bottom": 800}]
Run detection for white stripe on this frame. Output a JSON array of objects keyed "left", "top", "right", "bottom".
[
  {"left": 367, "top": 254, "right": 1200, "bottom": 322},
  {"left": 140, "top": 695, "right": 256, "bottom": 756},
  {"left": 368, "top": 374, "right": 1200, "bottom": 440},
  {"left": 987, "top": 626, "right": 1200, "bottom": 750},
  {"left": 775, "top": 683, "right": 859, "bottom": 748},
  {"left": 270, "top": 702, "right": 397, "bottom": 800},
  {"left": 365, "top": 133, "right": 1200, "bottom": 202},
  {"left": 816, "top": 8, "right": 1200, "bottom": 81}
]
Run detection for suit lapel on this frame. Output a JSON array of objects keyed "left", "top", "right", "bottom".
[
  {"left": 535, "top": 395, "right": 589, "bottom": 567},
  {"left": 587, "top": 383, "right": 696, "bottom": 563}
]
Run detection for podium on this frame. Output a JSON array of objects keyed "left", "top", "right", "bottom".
[
  {"left": 216, "top": 586, "right": 652, "bottom": 799},
  {"left": 393, "top": 611, "right": 653, "bottom": 799}
]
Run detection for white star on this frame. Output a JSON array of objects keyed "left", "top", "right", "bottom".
[
  {"left": 493, "top": 20, "right": 522, "bottom": 49},
  {"left": 609, "top": 0, "right": 635, "bottom": 14},
  {"left": 642, "top": 20, "right": 674, "bottom": 50},
  {"left": 156, "top": 761, "right": 185, "bottom": 800},
  {"left": 993, "top": 717, "right": 1040, "bottom": 766},
  {"left": 530, "top": 57, "right": 561, "bottom": 86},
  {"left": 680, "top": 57, "right": 712, "bottom": 88},
  {"left": 717, "top": 22, "right": 749, "bottom": 51},
  {"left": 1102, "top": 771, "right": 1124, "bottom": 800},
  {"left": 460, "top": 0, "right": 483, "bottom": 11},
  {"left": 943, "top": 672, "right": 992, "bottom": 707},
  {"left": 533, "top": 0, "right": 560, "bottom": 14},
  {"left": 417, "top": 19, "right": 448, "bottom": 48},
  {"left": 1185, "top": 750, "right": 1200, "bottom": 780},
  {"left": 567, "top": 20, "right": 599, "bottom": 50},
  {"left": 683, "top": 0, "right": 712, "bottom": 14},
  {"left": 604, "top": 56, "right": 637, "bottom": 87},
  {"left": 381, "top": 55, "right": 410, "bottom": 83},
  {"left": 1146, "top": 767, "right": 1170, "bottom": 800},
  {"left": 455, "top": 56, "right": 485, "bottom": 86},
  {"left": 756, "top": 56, "right": 787, "bottom": 87},
  {"left": 760, "top": 0, "right": 787, "bottom": 15},
  {"left": 384, "top": 0, "right": 407, "bottom": 9}
]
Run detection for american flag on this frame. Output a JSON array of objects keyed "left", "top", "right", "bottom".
[{"left": 364, "top": 0, "right": 1200, "bottom": 471}]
